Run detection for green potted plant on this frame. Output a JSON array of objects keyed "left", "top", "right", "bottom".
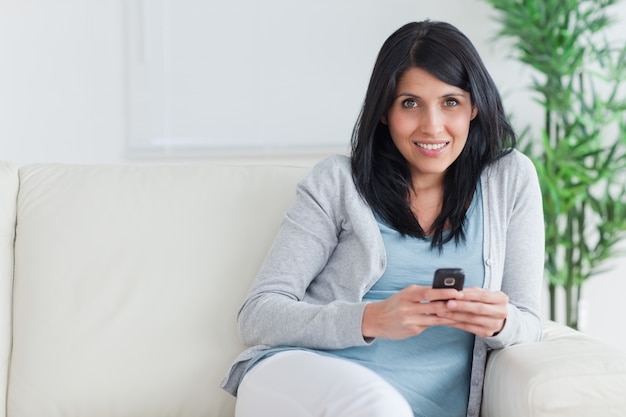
[{"left": 483, "top": 0, "right": 626, "bottom": 329}]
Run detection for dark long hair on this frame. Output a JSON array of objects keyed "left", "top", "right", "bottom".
[{"left": 351, "top": 20, "right": 516, "bottom": 249}]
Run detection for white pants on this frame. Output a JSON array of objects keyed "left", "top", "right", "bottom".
[{"left": 235, "top": 350, "right": 413, "bottom": 417}]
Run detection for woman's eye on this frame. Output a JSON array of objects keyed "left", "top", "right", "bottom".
[
  {"left": 444, "top": 98, "right": 459, "bottom": 107},
  {"left": 402, "top": 99, "right": 418, "bottom": 108}
]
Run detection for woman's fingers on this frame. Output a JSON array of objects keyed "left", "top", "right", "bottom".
[
  {"left": 362, "top": 285, "right": 508, "bottom": 340},
  {"left": 362, "top": 285, "right": 463, "bottom": 340},
  {"left": 436, "top": 287, "right": 508, "bottom": 337}
]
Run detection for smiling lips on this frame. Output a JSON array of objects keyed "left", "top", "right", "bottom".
[{"left": 415, "top": 142, "right": 448, "bottom": 151}]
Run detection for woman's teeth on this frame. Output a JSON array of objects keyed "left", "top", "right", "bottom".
[{"left": 416, "top": 142, "right": 446, "bottom": 150}]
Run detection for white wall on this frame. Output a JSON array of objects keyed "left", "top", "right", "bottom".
[
  {"left": 1, "top": 0, "right": 625, "bottom": 348},
  {"left": 125, "top": 0, "right": 423, "bottom": 156},
  {"left": 0, "top": 0, "right": 126, "bottom": 165}
]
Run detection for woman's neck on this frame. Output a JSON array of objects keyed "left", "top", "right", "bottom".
[{"left": 410, "top": 184, "right": 444, "bottom": 234}]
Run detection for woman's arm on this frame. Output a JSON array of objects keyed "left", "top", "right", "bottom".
[
  {"left": 237, "top": 156, "right": 374, "bottom": 350},
  {"left": 493, "top": 152, "right": 545, "bottom": 346}
]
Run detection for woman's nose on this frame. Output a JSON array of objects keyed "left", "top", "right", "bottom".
[{"left": 419, "top": 107, "right": 444, "bottom": 136}]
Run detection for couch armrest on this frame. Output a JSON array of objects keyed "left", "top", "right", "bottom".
[{"left": 482, "top": 321, "right": 626, "bottom": 417}]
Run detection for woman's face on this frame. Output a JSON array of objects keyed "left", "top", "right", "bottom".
[{"left": 383, "top": 67, "right": 477, "bottom": 186}]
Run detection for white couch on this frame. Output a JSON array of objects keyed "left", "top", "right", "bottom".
[{"left": 1, "top": 160, "right": 625, "bottom": 417}]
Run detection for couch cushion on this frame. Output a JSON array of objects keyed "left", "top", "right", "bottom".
[
  {"left": 10, "top": 163, "right": 309, "bottom": 417},
  {"left": 0, "top": 162, "right": 18, "bottom": 417}
]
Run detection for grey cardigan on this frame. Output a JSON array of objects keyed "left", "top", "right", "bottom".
[{"left": 222, "top": 151, "right": 544, "bottom": 417}]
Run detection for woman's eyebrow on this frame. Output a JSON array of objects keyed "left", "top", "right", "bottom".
[{"left": 395, "top": 91, "right": 468, "bottom": 98}]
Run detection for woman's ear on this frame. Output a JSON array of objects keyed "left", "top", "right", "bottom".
[
  {"left": 381, "top": 114, "right": 388, "bottom": 125},
  {"left": 471, "top": 105, "right": 478, "bottom": 121}
]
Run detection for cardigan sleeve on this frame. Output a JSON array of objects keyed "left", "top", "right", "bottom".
[
  {"left": 237, "top": 156, "right": 375, "bottom": 350},
  {"left": 484, "top": 150, "right": 545, "bottom": 348}
]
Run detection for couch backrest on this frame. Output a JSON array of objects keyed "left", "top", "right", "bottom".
[
  {"left": 9, "top": 163, "right": 310, "bottom": 417},
  {"left": 0, "top": 162, "right": 18, "bottom": 417}
]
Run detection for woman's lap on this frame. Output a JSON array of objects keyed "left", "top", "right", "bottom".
[{"left": 235, "top": 350, "right": 413, "bottom": 417}]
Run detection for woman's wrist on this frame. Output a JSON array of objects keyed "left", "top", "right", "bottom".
[
  {"left": 361, "top": 302, "right": 378, "bottom": 339},
  {"left": 491, "top": 318, "right": 506, "bottom": 337}
]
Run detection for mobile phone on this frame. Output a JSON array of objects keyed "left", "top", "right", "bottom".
[{"left": 432, "top": 268, "right": 465, "bottom": 291}]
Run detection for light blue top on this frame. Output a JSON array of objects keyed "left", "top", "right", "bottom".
[{"left": 321, "top": 184, "right": 484, "bottom": 417}]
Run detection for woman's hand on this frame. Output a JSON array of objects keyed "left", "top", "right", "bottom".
[
  {"left": 361, "top": 285, "right": 465, "bottom": 340},
  {"left": 436, "top": 287, "right": 509, "bottom": 338}
]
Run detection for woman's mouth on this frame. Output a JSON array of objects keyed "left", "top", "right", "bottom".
[{"left": 415, "top": 142, "right": 448, "bottom": 151}]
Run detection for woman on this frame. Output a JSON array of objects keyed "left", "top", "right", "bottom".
[{"left": 221, "top": 20, "right": 544, "bottom": 417}]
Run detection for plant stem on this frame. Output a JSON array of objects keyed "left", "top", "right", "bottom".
[{"left": 549, "top": 282, "right": 556, "bottom": 321}]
